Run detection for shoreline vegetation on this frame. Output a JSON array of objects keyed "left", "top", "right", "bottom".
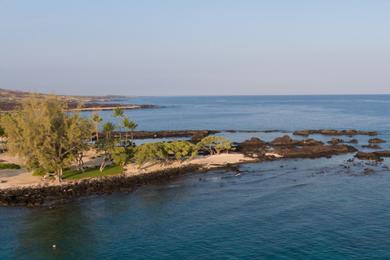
[{"left": 0, "top": 94, "right": 388, "bottom": 207}]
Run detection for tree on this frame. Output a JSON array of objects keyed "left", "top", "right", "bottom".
[
  {"left": 113, "top": 107, "right": 124, "bottom": 141},
  {"left": 122, "top": 116, "right": 138, "bottom": 145},
  {"left": 97, "top": 117, "right": 138, "bottom": 171},
  {"left": 196, "top": 136, "right": 232, "bottom": 155},
  {"left": 113, "top": 107, "right": 124, "bottom": 118},
  {"left": 97, "top": 122, "right": 116, "bottom": 172},
  {"left": 103, "top": 122, "right": 116, "bottom": 139},
  {"left": 1, "top": 96, "right": 93, "bottom": 182},
  {"left": 91, "top": 112, "right": 103, "bottom": 141}
]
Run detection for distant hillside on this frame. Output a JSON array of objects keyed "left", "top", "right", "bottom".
[
  {"left": 0, "top": 88, "right": 154, "bottom": 112},
  {"left": 0, "top": 88, "right": 127, "bottom": 102},
  {"left": 0, "top": 88, "right": 122, "bottom": 111}
]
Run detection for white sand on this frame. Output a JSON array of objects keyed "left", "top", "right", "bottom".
[
  {"left": 0, "top": 153, "right": 257, "bottom": 190},
  {"left": 0, "top": 170, "right": 41, "bottom": 189},
  {"left": 125, "top": 153, "right": 256, "bottom": 175}
]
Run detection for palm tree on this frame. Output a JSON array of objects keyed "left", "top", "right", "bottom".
[
  {"left": 91, "top": 112, "right": 102, "bottom": 141},
  {"left": 113, "top": 107, "right": 124, "bottom": 141},
  {"left": 103, "top": 122, "right": 116, "bottom": 140},
  {"left": 122, "top": 116, "right": 138, "bottom": 145},
  {"left": 113, "top": 107, "right": 124, "bottom": 118}
]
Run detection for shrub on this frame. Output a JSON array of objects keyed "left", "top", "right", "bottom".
[
  {"left": 196, "top": 136, "right": 233, "bottom": 155},
  {"left": 164, "top": 141, "right": 197, "bottom": 160},
  {"left": 112, "top": 146, "right": 135, "bottom": 168},
  {"left": 134, "top": 142, "right": 168, "bottom": 165}
]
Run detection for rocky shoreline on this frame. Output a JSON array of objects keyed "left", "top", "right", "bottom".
[
  {"left": 115, "top": 128, "right": 380, "bottom": 141},
  {"left": 0, "top": 129, "right": 386, "bottom": 207},
  {"left": 122, "top": 130, "right": 220, "bottom": 141},
  {"left": 0, "top": 165, "right": 204, "bottom": 207}
]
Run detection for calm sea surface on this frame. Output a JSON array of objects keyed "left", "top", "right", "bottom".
[{"left": 2, "top": 95, "right": 390, "bottom": 259}]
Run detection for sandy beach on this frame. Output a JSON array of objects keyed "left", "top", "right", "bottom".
[{"left": 0, "top": 153, "right": 258, "bottom": 190}]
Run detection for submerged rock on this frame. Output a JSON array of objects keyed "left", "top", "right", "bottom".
[
  {"left": 368, "top": 138, "right": 386, "bottom": 144},
  {"left": 362, "top": 144, "right": 382, "bottom": 149}
]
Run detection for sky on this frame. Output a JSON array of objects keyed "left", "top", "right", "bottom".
[{"left": 0, "top": 0, "right": 389, "bottom": 96}]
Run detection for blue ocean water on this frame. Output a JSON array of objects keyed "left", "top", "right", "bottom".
[{"left": 2, "top": 95, "right": 390, "bottom": 259}]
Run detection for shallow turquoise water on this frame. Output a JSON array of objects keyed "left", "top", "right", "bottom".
[{"left": 2, "top": 95, "right": 390, "bottom": 259}]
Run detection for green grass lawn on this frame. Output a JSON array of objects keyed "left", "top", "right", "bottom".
[
  {"left": 0, "top": 162, "right": 21, "bottom": 170},
  {"left": 63, "top": 165, "right": 123, "bottom": 180}
]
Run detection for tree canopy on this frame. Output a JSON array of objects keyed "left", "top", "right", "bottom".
[
  {"left": 1, "top": 96, "right": 92, "bottom": 181},
  {"left": 134, "top": 141, "right": 197, "bottom": 165}
]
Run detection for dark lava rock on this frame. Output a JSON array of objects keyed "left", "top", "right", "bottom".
[
  {"left": 293, "top": 129, "right": 377, "bottom": 136},
  {"left": 270, "top": 135, "right": 297, "bottom": 146},
  {"left": 368, "top": 138, "right": 386, "bottom": 144},
  {"left": 362, "top": 144, "right": 381, "bottom": 149},
  {"left": 296, "top": 139, "right": 324, "bottom": 146},
  {"left": 356, "top": 152, "right": 383, "bottom": 161},
  {"left": 237, "top": 137, "right": 267, "bottom": 155},
  {"left": 355, "top": 150, "right": 390, "bottom": 161},
  {"left": 327, "top": 138, "right": 344, "bottom": 145},
  {"left": 274, "top": 144, "right": 357, "bottom": 159},
  {"left": 347, "top": 139, "right": 358, "bottom": 144},
  {"left": 191, "top": 133, "right": 209, "bottom": 143},
  {"left": 292, "top": 130, "right": 311, "bottom": 136},
  {"left": 239, "top": 137, "right": 266, "bottom": 147},
  {"left": 0, "top": 164, "right": 203, "bottom": 207},
  {"left": 374, "top": 151, "right": 390, "bottom": 157}
]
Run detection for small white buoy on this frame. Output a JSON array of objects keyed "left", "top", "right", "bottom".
[{"left": 52, "top": 244, "right": 56, "bottom": 249}]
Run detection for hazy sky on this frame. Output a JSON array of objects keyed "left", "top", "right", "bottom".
[{"left": 1, "top": 0, "right": 389, "bottom": 96}]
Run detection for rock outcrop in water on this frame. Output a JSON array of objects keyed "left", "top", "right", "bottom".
[
  {"left": 327, "top": 138, "right": 344, "bottom": 145},
  {"left": 274, "top": 144, "right": 357, "bottom": 159},
  {"left": 368, "top": 138, "right": 386, "bottom": 144},
  {"left": 237, "top": 136, "right": 357, "bottom": 159},
  {"left": 270, "top": 135, "right": 297, "bottom": 146},
  {"left": 293, "top": 129, "right": 377, "bottom": 136},
  {"left": 110, "top": 129, "right": 378, "bottom": 142},
  {"left": 347, "top": 139, "right": 359, "bottom": 144},
  {"left": 355, "top": 151, "right": 390, "bottom": 161},
  {"left": 362, "top": 144, "right": 382, "bottom": 149},
  {"left": 112, "top": 130, "right": 220, "bottom": 140}
]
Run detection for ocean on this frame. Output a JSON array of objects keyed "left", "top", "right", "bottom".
[{"left": 2, "top": 95, "right": 390, "bottom": 259}]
